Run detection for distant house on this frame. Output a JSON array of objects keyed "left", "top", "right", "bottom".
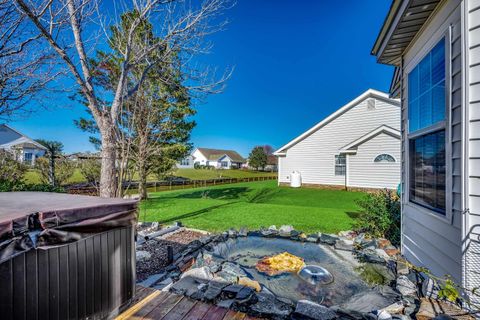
[
  {"left": 274, "top": 89, "right": 401, "bottom": 190},
  {"left": 0, "top": 124, "right": 46, "bottom": 165},
  {"left": 192, "top": 148, "right": 246, "bottom": 169},
  {"left": 176, "top": 155, "right": 195, "bottom": 169},
  {"left": 372, "top": 0, "right": 480, "bottom": 301},
  {"left": 247, "top": 155, "right": 278, "bottom": 171},
  {"left": 67, "top": 152, "right": 101, "bottom": 161}
]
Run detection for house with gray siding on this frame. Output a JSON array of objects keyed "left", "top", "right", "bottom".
[
  {"left": 372, "top": 0, "right": 480, "bottom": 303},
  {"left": 274, "top": 89, "right": 401, "bottom": 190}
]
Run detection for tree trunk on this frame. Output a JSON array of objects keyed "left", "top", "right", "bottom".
[
  {"left": 99, "top": 126, "right": 117, "bottom": 198},
  {"left": 138, "top": 159, "right": 147, "bottom": 200},
  {"left": 49, "top": 155, "right": 56, "bottom": 187}
]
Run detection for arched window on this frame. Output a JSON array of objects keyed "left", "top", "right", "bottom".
[{"left": 374, "top": 154, "right": 395, "bottom": 163}]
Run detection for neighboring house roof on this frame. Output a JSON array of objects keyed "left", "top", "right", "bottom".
[
  {"left": 339, "top": 125, "right": 401, "bottom": 154},
  {"left": 371, "top": 0, "right": 442, "bottom": 66},
  {"left": 274, "top": 89, "right": 400, "bottom": 155},
  {"left": 0, "top": 124, "right": 47, "bottom": 150},
  {"left": 196, "top": 148, "right": 245, "bottom": 162}
]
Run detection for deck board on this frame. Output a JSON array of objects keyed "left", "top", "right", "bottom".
[{"left": 117, "top": 286, "right": 256, "bottom": 320}]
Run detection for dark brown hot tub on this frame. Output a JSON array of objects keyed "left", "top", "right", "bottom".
[{"left": 0, "top": 192, "right": 138, "bottom": 320}]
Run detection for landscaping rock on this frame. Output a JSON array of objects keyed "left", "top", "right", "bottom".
[
  {"left": 181, "top": 267, "right": 213, "bottom": 281},
  {"left": 294, "top": 300, "right": 336, "bottom": 320},
  {"left": 217, "top": 299, "right": 235, "bottom": 308},
  {"left": 170, "top": 275, "right": 209, "bottom": 297},
  {"left": 335, "top": 239, "right": 354, "bottom": 251},
  {"left": 396, "top": 259, "right": 410, "bottom": 275},
  {"left": 338, "top": 288, "right": 399, "bottom": 313},
  {"left": 203, "top": 281, "right": 229, "bottom": 301},
  {"left": 217, "top": 262, "right": 248, "bottom": 282},
  {"left": 279, "top": 225, "right": 294, "bottom": 236},
  {"left": 222, "top": 284, "right": 245, "bottom": 299},
  {"left": 338, "top": 230, "right": 356, "bottom": 240},
  {"left": 381, "top": 301, "right": 405, "bottom": 314},
  {"left": 360, "top": 250, "right": 385, "bottom": 264},
  {"left": 377, "top": 238, "right": 392, "bottom": 249},
  {"left": 238, "top": 277, "right": 261, "bottom": 292},
  {"left": 228, "top": 229, "right": 238, "bottom": 238},
  {"left": 306, "top": 233, "right": 319, "bottom": 243},
  {"left": 396, "top": 275, "right": 417, "bottom": 297},
  {"left": 319, "top": 233, "right": 338, "bottom": 245},
  {"left": 136, "top": 250, "right": 151, "bottom": 262},
  {"left": 249, "top": 292, "right": 294, "bottom": 319},
  {"left": 416, "top": 298, "right": 474, "bottom": 320},
  {"left": 421, "top": 277, "right": 440, "bottom": 299},
  {"left": 238, "top": 228, "right": 248, "bottom": 237}
]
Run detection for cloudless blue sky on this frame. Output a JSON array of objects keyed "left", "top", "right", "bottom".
[{"left": 9, "top": 0, "right": 394, "bottom": 156}]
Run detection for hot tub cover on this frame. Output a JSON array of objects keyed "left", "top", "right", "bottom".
[{"left": 0, "top": 192, "right": 138, "bottom": 263}]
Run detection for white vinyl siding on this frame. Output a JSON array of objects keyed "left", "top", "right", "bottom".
[
  {"left": 348, "top": 133, "right": 401, "bottom": 189},
  {"left": 465, "top": 0, "right": 480, "bottom": 304},
  {"left": 278, "top": 97, "right": 400, "bottom": 187},
  {"left": 401, "top": 0, "right": 462, "bottom": 284}
]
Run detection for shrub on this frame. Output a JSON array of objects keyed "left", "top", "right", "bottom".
[
  {"left": 35, "top": 157, "right": 75, "bottom": 185},
  {"left": 0, "top": 149, "right": 27, "bottom": 185},
  {"left": 0, "top": 180, "right": 65, "bottom": 193},
  {"left": 79, "top": 158, "right": 101, "bottom": 188},
  {"left": 354, "top": 189, "right": 400, "bottom": 246}
]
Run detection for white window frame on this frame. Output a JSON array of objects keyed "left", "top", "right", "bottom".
[
  {"left": 334, "top": 154, "right": 346, "bottom": 176},
  {"left": 404, "top": 31, "right": 452, "bottom": 222}
]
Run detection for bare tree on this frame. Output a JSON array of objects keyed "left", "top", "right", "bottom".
[
  {"left": 0, "top": 0, "right": 57, "bottom": 119},
  {"left": 13, "top": 0, "right": 232, "bottom": 197}
]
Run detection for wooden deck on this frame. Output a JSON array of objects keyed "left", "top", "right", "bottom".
[{"left": 116, "top": 286, "right": 257, "bottom": 320}]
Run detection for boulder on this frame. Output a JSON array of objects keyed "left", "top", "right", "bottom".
[
  {"left": 306, "top": 234, "right": 319, "bottom": 243},
  {"left": 238, "top": 277, "right": 261, "bottom": 292},
  {"left": 338, "top": 288, "right": 399, "bottom": 313},
  {"left": 249, "top": 292, "right": 294, "bottom": 319},
  {"left": 381, "top": 301, "right": 405, "bottom": 314},
  {"left": 334, "top": 239, "right": 354, "bottom": 251},
  {"left": 396, "top": 275, "right": 417, "bottom": 297},
  {"left": 377, "top": 238, "right": 392, "bottom": 249},
  {"left": 319, "top": 234, "right": 339, "bottom": 245},
  {"left": 170, "top": 276, "right": 209, "bottom": 297},
  {"left": 279, "top": 225, "right": 294, "bottom": 236},
  {"left": 416, "top": 298, "right": 474, "bottom": 320},
  {"left": 238, "top": 227, "right": 248, "bottom": 237},
  {"left": 396, "top": 259, "right": 410, "bottom": 275},
  {"left": 222, "top": 284, "right": 245, "bottom": 299},
  {"left": 136, "top": 250, "right": 151, "bottom": 262},
  {"left": 203, "top": 281, "right": 229, "bottom": 301},
  {"left": 294, "top": 300, "right": 336, "bottom": 320},
  {"left": 338, "top": 230, "right": 356, "bottom": 240},
  {"left": 217, "top": 262, "right": 248, "bottom": 282},
  {"left": 181, "top": 267, "right": 213, "bottom": 281}
]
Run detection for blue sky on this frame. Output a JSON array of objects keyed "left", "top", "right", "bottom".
[{"left": 9, "top": 0, "right": 394, "bottom": 156}]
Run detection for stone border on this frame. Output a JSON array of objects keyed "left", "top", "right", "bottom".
[{"left": 141, "top": 225, "right": 471, "bottom": 320}]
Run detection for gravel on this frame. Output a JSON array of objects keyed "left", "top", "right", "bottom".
[{"left": 136, "top": 228, "right": 206, "bottom": 281}]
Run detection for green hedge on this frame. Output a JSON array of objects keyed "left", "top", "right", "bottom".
[{"left": 0, "top": 180, "right": 65, "bottom": 193}]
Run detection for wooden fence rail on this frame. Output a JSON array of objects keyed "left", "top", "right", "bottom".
[{"left": 67, "top": 175, "right": 278, "bottom": 196}]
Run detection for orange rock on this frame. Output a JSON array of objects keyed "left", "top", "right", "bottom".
[
  {"left": 377, "top": 238, "right": 392, "bottom": 249},
  {"left": 384, "top": 248, "right": 400, "bottom": 256},
  {"left": 238, "top": 277, "right": 261, "bottom": 292},
  {"left": 256, "top": 252, "right": 306, "bottom": 276}
]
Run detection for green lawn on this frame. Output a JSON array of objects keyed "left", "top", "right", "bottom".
[
  {"left": 23, "top": 168, "right": 276, "bottom": 185},
  {"left": 174, "top": 168, "right": 276, "bottom": 180},
  {"left": 139, "top": 180, "right": 365, "bottom": 234}
]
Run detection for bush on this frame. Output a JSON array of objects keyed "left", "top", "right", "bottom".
[
  {"left": 354, "top": 189, "right": 400, "bottom": 246},
  {"left": 79, "top": 158, "right": 101, "bottom": 188},
  {"left": 0, "top": 150, "right": 27, "bottom": 186},
  {"left": 0, "top": 180, "right": 65, "bottom": 193},
  {"left": 35, "top": 157, "right": 75, "bottom": 185}
]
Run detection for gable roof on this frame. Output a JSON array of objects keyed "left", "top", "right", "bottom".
[
  {"left": 273, "top": 89, "right": 399, "bottom": 155},
  {"left": 196, "top": 148, "right": 245, "bottom": 162},
  {"left": 371, "top": 0, "right": 442, "bottom": 66},
  {"left": 339, "top": 125, "right": 401, "bottom": 154},
  {"left": 0, "top": 124, "right": 47, "bottom": 150}
]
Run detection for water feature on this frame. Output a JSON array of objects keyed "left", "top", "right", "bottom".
[{"left": 201, "top": 236, "right": 377, "bottom": 306}]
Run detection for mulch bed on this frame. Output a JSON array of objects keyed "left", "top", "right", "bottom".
[{"left": 136, "top": 229, "right": 206, "bottom": 281}]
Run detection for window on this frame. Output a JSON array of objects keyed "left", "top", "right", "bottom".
[
  {"left": 23, "top": 152, "right": 33, "bottom": 165},
  {"left": 374, "top": 154, "right": 395, "bottom": 163},
  {"left": 180, "top": 158, "right": 190, "bottom": 166},
  {"left": 367, "top": 98, "right": 376, "bottom": 110},
  {"left": 335, "top": 154, "right": 346, "bottom": 176},
  {"left": 408, "top": 38, "right": 446, "bottom": 214},
  {"left": 221, "top": 161, "right": 228, "bottom": 168}
]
